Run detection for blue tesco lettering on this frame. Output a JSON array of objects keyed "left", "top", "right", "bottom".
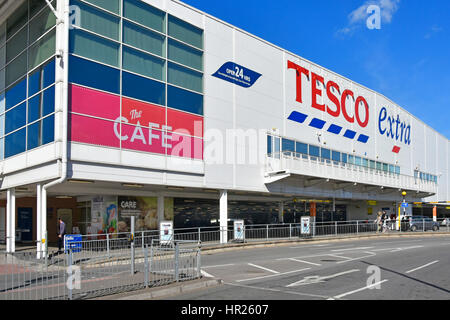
[{"left": 378, "top": 107, "right": 411, "bottom": 145}]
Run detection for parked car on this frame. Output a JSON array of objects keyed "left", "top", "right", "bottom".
[
  {"left": 408, "top": 216, "right": 439, "bottom": 232},
  {"left": 440, "top": 218, "right": 450, "bottom": 227}
]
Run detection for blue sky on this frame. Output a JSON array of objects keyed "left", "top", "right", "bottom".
[{"left": 183, "top": 0, "right": 450, "bottom": 139}]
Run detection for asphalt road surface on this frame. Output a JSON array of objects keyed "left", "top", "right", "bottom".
[{"left": 167, "top": 235, "right": 450, "bottom": 300}]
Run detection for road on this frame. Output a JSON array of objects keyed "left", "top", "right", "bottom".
[{"left": 167, "top": 235, "right": 450, "bottom": 300}]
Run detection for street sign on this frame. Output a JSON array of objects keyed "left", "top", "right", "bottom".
[
  {"left": 301, "top": 216, "right": 310, "bottom": 235},
  {"left": 234, "top": 220, "right": 244, "bottom": 241},
  {"left": 401, "top": 203, "right": 409, "bottom": 208},
  {"left": 160, "top": 221, "right": 173, "bottom": 245},
  {"left": 64, "top": 234, "right": 82, "bottom": 253}
]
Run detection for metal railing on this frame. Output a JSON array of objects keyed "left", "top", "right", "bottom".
[{"left": 0, "top": 237, "right": 201, "bottom": 300}]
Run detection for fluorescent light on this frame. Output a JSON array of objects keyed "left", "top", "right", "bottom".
[
  {"left": 167, "top": 186, "right": 185, "bottom": 191},
  {"left": 122, "top": 183, "right": 144, "bottom": 188},
  {"left": 68, "top": 179, "right": 94, "bottom": 184},
  {"left": 56, "top": 196, "right": 73, "bottom": 199}
]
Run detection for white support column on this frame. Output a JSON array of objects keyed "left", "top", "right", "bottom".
[
  {"left": 41, "top": 187, "right": 48, "bottom": 257},
  {"left": 6, "top": 188, "right": 16, "bottom": 253},
  {"left": 278, "top": 202, "right": 284, "bottom": 224},
  {"left": 157, "top": 195, "right": 165, "bottom": 224},
  {"left": 36, "top": 184, "right": 42, "bottom": 258},
  {"left": 220, "top": 190, "right": 228, "bottom": 244}
]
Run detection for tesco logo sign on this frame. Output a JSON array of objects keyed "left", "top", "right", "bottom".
[{"left": 288, "top": 60, "right": 370, "bottom": 128}]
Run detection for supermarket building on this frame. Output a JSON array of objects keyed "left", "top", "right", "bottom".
[{"left": 0, "top": 0, "right": 448, "bottom": 252}]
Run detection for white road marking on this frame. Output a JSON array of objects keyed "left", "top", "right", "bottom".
[
  {"left": 236, "top": 268, "right": 311, "bottom": 283},
  {"left": 202, "top": 263, "right": 235, "bottom": 269},
  {"left": 330, "top": 280, "right": 389, "bottom": 300},
  {"left": 405, "top": 260, "right": 439, "bottom": 274},
  {"left": 336, "top": 252, "right": 377, "bottom": 264},
  {"left": 331, "top": 247, "right": 374, "bottom": 252},
  {"left": 247, "top": 263, "right": 279, "bottom": 274},
  {"left": 328, "top": 254, "right": 353, "bottom": 260},
  {"left": 225, "top": 282, "right": 331, "bottom": 299},
  {"left": 201, "top": 270, "right": 215, "bottom": 278},
  {"left": 288, "top": 258, "right": 322, "bottom": 266},
  {"left": 286, "top": 269, "right": 360, "bottom": 287}
]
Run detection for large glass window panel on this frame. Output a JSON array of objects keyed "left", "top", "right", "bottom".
[
  {"left": 69, "top": 55, "right": 120, "bottom": 94},
  {"left": 29, "top": 5, "right": 56, "bottom": 44},
  {"left": 123, "top": 20, "right": 165, "bottom": 57},
  {"left": 355, "top": 156, "right": 362, "bottom": 166},
  {"left": 296, "top": 142, "right": 307, "bottom": 154},
  {"left": 168, "top": 62, "right": 202, "bottom": 93},
  {"left": 332, "top": 150, "right": 341, "bottom": 162},
  {"left": 383, "top": 163, "right": 389, "bottom": 172},
  {"left": 124, "top": 0, "right": 165, "bottom": 33},
  {"left": 84, "top": 0, "right": 120, "bottom": 14},
  {"left": 369, "top": 160, "right": 376, "bottom": 169},
  {"left": 341, "top": 153, "right": 347, "bottom": 163},
  {"left": 28, "top": 58, "right": 55, "bottom": 97},
  {"left": 27, "top": 120, "right": 40, "bottom": 150},
  {"left": 348, "top": 155, "right": 354, "bottom": 164},
  {"left": 42, "top": 115, "right": 54, "bottom": 145},
  {"left": 376, "top": 162, "right": 382, "bottom": 170},
  {"left": 0, "top": 22, "right": 6, "bottom": 49},
  {"left": 30, "top": 0, "right": 55, "bottom": 19},
  {"left": 389, "top": 165, "right": 395, "bottom": 173},
  {"left": 267, "top": 135, "right": 272, "bottom": 155},
  {"left": 42, "top": 85, "right": 55, "bottom": 116},
  {"left": 5, "top": 102, "right": 26, "bottom": 134},
  {"left": 28, "top": 93, "right": 41, "bottom": 123},
  {"left": 123, "top": 46, "right": 165, "bottom": 81},
  {"left": 0, "top": 138, "right": 3, "bottom": 160},
  {"left": 28, "top": 29, "right": 56, "bottom": 69},
  {"left": 274, "top": 137, "right": 280, "bottom": 158},
  {"left": 6, "top": 51, "right": 27, "bottom": 87},
  {"left": 6, "top": 26, "right": 27, "bottom": 63},
  {"left": 6, "top": 2, "right": 27, "bottom": 40},
  {"left": 0, "top": 45, "right": 5, "bottom": 73},
  {"left": 122, "top": 71, "right": 165, "bottom": 106},
  {"left": 395, "top": 166, "right": 400, "bottom": 175},
  {"left": 0, "top": 114, "right": 4, "bottom": 136},
  {"left": 167, "top": 85, "right": 203, "bottom": 115},
  {"left": 72, "top": 0, "right": 120, "bottom": 40},
  {"left": 282, "top": 139, "right": 295, "bottom": 152},
  {"left": 362, "top": 158, "right": 368, "bottom": 167},
  {"left": 309, "top": 145, "right": 319, "bottom": 157},
  {"left": 168, "top": 38, "right": 203, "bottom": 71},
  {"left": 5, "top": 77, "right": 26, "bottom": 110},
  {"left": 69, "top": 29, "right": 119, "bottom": 67},
  {"left": 168, "top": 15, "right": 203, "bottom": 49},
  {"left": 321, "top": 148, "right": 331, "bottom": 160},
  {"left": 5, "top": 127, "right": 26, "bottom": 158}
]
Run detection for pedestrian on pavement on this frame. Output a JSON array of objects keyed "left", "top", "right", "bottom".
[
  {"left": 58, "top": 218, "right": 66, "bottom": 254},
  {"left": 376, "top": 211, "right": 383, "bottom": 233}
]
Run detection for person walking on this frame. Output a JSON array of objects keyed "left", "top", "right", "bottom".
[
  {"left": 58, "top": 218, "right": 66, "bottom": 254},
  {"left": 376, "top": 211, "right": 383, "bottom": 233}
]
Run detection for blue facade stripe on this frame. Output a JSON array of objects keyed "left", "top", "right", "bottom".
[
  {"left": 327, "top": 124, "right": 342, "bottom": 135},
  {"left": 288, "top": 111, "right": 308, "bottom": 124},
  {"left": 309, "top": 118, "right": 326, "bottom": 129},
  {"left": 343, "top": 130, "right": 357, "bottom": 139},
  {"left": 357, "top": 134, "right": 370, "bottom": 143}
]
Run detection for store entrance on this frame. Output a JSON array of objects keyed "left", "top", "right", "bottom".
[{"left": 57, "top": 209, "right": 73, "bottom": 235}]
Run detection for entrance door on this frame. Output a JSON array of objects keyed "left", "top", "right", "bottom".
[
  {"left": 0, "top": 207, "right": 5, "bottom": 244},
  {"left": 57, "top": 209, "right": 73, "bottom": 235},
  {"left": 18, "top": 207, "right": 33, "bottom": 242}
]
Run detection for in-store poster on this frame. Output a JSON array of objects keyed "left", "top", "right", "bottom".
[
  {"left": 118, "top": 196, "right": 174, "bottom": 232},
  {"left": 89, "top": 196, "right": 118, "bottom": 238}
]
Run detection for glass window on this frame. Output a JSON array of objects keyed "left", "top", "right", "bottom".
[
  {"left": 282, "top": 139, "right": 295, "bottom": 152},
  {"left": 6, "top": 51, "right": 27, "bottom": 87},
  {"left": 167, "top": 85, "right": 203, "bottom": 115},
  {"left": 332, "top": 150, "right": 340, "bottom": 162},
  {"left": 267, "top": 135, "right": 272, "bottom": 155},
  {"left": 84, "top": 0, "right": 120, "bottom": 14},
  {"left": 29, "top": 5, "right": 56, "bottom": 44},
  {"left": 0, "top": 114, "right": 4, "bottom": 136},
  {"left": 376, "top": 162, "right": 382, "bottom": 170},
  {"left": 168, "top": 62, "right": 203, "bottom": 93},
  {"left": 42, "top": 114, "right": 54, "bottom": 145},
  {"left": 296, "top": 142, "right": 307, "bottom": 154},
  {"left": 6, "top": 1, "right": 27, "bottom": 40},
  {"left": 28, "top": 29, "right": 56, "bottom": 70},
  {"left": 389, "top": 165, "right": 395, "bottom": 173},
  {"left": 123, "top": 20, "right": 165, "bottom": 57},
  {"left": 5, "top": 127, "right": 26, "bottom": 158},
  {"left": 309, "top": 145, "right": 319, "bottom": 157},
  {"left": 341, "top": 153, "right": 347, "bottom": 163},
  {"left": 6, "top": 27, "right": 27, "bottom": 63},
  {"left": 69, "top": 55, "right": 120, "bottom": 94},
  {"left": 30, "top": 0, "right": 55, "bottom": 19},
  {"left": 69, "top": 29, "right": 119, "bottom": 67},
  {"left": 362, "top": 158, "right": 368, "bottom": 167},
  {"left": 27, "top": 120, "right": 40, "bottom": 150},
  {"left": 168, "top": 15, "right": 203, "bottom": 49},
  {"left": 168, "top": 38, "right": 203, "bottom": 71},
  {"left": 123, "top": 46, "right": 165, "bottom": 81},
  {"left": 28, "top": 93, "right": 41, "bottom": 123},
  {"left": 274, "top": 137, "right": 280, "bottom": 158},
  {"left": 395, "top": 166, "right": 400, "bottom": 175},
  {"left": 28, "top": 58, "right": 55, "bottom": 97},
  {"left": 321, "top": 148, "right": 331, "bottom": 160},
  {"left": 348, "top": 155, "right": 354, "bottom": 164},
  {"left": 0, "top": 138, "right": 3, "bottom": 160},
  {"left": 5, "top": 102, "right": 26, "bottom": 134},
  {"left": 123, "top": 71, "right": 165, "bottom": 106},
  {"left": 419, "top": 172, "right": 423, "bottom": 180},
  {"left": 5, "top": 77, "right": 26, "bottom": 110},
  {"left": 72, "top": 0, "right": 120, "bottom": 40},
  {"left": 369, "top": 160, "right": 376, "bottom": 169},
  {"left": 355, "top": 156, "right": 362, "bottom": 166},
  {"left": 42, "top": 85, "right": 55, "bottom": 116},
  {"left": 383, "top": 163, "right": 389, "bottom": 172},
  {"left": 124, "top": 0, "right": 165, "bottom": 33}
]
